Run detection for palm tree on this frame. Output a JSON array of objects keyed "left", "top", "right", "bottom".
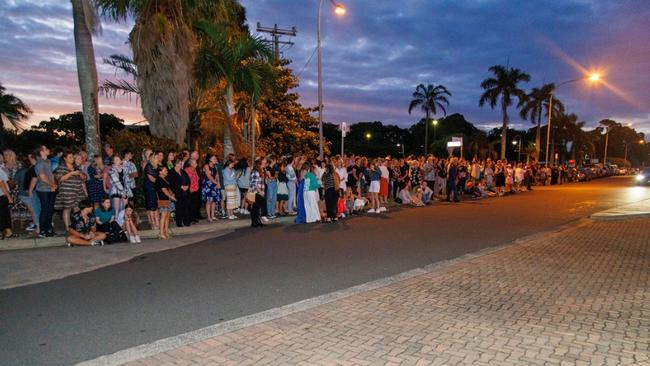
[
  {"left": 194, "top": 21, "right": 275, "bottom": 159},
  {"left": 408, "top": 83, "right": 451, "bottom": 155},
  {"left": 96, "top": 0, "right": 246, "bottom": 146},
  {"left": 479, "top": 65, "right": 530, "bottom": 159},
  {"left": 553, "top": 112, "right": 585, "bottom": 161},
  {"left": 0, "top": 83, "right": 32, "bottom": 146},
  {"left": 518, "top": 83, "right": 564, "bottom": 161},
  {"left": 71, "top": 0, "right": 101, "bottom": 158}
]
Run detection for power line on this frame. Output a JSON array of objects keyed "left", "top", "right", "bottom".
[{"left": 296, "top": 46, "right": 317, "bottom": 79}]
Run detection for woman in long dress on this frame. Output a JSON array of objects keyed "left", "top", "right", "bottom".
[
  {"left": 295, "top": 168, "right": 307, "bottom": 224},
  {"left": 303, "top": 164, "right": 321, "bottom": 223}
]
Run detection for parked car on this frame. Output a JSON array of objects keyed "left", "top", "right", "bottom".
[
  {"left": 635, "top": 167, "right": 650, "bottom": 186},
  {"left": 577, "top": 167, "right": 592, "bottom": 182}
]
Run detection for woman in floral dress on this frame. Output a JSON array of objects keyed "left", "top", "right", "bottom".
[{"left": 201, "top": 154, "right": 221, "bottom": 222}]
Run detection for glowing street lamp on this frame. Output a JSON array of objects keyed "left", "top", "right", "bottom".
[
  {"left": 365, "top": 133, "right": 372, "bottom": 140},
  {"left": 317, "top": 0, "right": 346, "bottom": 159},
  {"left": 545, "top": 71, "right": 602, "bottom": 164},
  {"left": 432, "top": 119, "right": 438, "bottom": 142}
]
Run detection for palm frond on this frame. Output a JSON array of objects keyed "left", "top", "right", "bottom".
[
  {"left": 103, "top": 54, "right": 138, "bottom": 77},
  {"left": 99, "top": 79, "right": 140, "bottom": 100}
]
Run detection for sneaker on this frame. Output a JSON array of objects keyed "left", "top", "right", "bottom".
[
  {"left": 367, "top": 208, "right": 376, "bottom": 213},
  {"left": 228, "top": 215, "right": 237, "bottom": 220},
  {"left": 261, "top": 216, "right": 269, "bottom": 223},
  {"left": 66, "top": 241, "right": 73, "bottom": 247},
  {"left": 129, "top": 236, "right": 137, "bottom": 243},
  {"left": 268, "top": 215, "right": 277, "bottom": 219},
  {"left": 26, "top": 223, "right": 37, "bottom": 231},
  {"left": 378, "top": 207, "right": 387, "bottom": 213},
  {"left": 135, "top": 235, "right": 141, "bottom": 243}
]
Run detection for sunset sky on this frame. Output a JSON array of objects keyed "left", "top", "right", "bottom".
[{"left": 1, "top": 0, "right": 649, "bottom": 134}]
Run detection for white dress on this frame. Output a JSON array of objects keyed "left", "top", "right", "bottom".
[{"left": 303, "top": 176, "right": 321, "bottom": 223}]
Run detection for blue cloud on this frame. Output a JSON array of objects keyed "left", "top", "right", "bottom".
[{"left": 1, "top": 0, "right": 648, "bottom": 133}]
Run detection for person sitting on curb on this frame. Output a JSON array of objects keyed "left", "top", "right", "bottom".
[{"left": 66, "top": 200, "right": 106, "bottom": 247}]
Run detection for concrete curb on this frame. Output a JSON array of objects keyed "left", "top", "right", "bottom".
[
  {"left": 75, "top": 217, "right": 590, "bottom": 366},
  {"left": 590, "top": 198, "right": 650, "bottom": 221}
]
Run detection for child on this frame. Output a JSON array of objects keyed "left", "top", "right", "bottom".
[
  {"left": 342, "top": 187, "right": 356, "bottom": 217},
  {"left": 118, "top": 204, "right": 141, "bottom": 243}
]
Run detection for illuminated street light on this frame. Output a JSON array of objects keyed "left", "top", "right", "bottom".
[
  {"left": 513, "top": 135, "right": 522, "bottom": 162},
  {"left": 432, "top": 119, "right": 438, "bottom": 143},
  {"left": 365, "top": 133, "right": 371, "bottom": 140},
  {"left": 545, "top": 71, "right": 603, "bottom": 164},
  {"left": 317, "top": 0, "right": 346, "bottom": 159}
]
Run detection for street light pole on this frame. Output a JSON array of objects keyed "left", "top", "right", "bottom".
[
  {"left": 545, "top": 73, "right": 601, "bottom": 165},
  {"left": 317, "top": 0, "right": 345, "bottom": 159},
  {"left": 317, "top": 0, "right": 324, "bottom": 159},
  {"left": 603, "top": 127, "right": 609, "bottom": 165}
]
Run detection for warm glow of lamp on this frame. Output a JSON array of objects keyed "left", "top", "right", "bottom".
[
  {"left": 334, "top": 4, "right": 346, "bottom": 15},
  {"left": 365, "top": 133, "right": 371, "bottom": 139},
  {"left": 640, "top": 140, "right": 646, "bottom": 144},
  {"left": 512, "top": 140, "right": 518, "bottom": 145},
  {"left": 432, "top": 119, "right": 438, "bottom": 126},
  {"left": 588, "top": 72, "right": 600, "bottom": 82}
]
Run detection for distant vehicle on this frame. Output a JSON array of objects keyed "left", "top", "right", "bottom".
[
  {"left": 636, "top": 168, "right": 650, "bottom": 185},
  {"left": 607, "top": 164, "right": 619, "bottom": 176},
  {"left": 577, "top": 167, "right": 592, "bottom": 182},
  {"left": 619, "top": 167, "right": 628, "bottom": 175}
]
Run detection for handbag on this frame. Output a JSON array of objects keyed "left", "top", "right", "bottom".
[
  {"left": 245, "top": 191, "right": 256, "bottom": 203},
  {"left": 158, "top": 199, "right": 171, "bottom": 209},
  {"left": 277, "top": 182, "right": 288, "bottom": 195}
]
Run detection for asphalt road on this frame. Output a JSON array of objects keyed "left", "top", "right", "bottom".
[{"left": 1, "top": 177, "right": 648, "bottom": 365}]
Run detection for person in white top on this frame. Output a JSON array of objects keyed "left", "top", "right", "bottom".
[
  {"left": 335, "top": 158, "right": 348, "bottom": 191},
  {"left": 514, "top": 163, "right": 525, "bottom": 192}
]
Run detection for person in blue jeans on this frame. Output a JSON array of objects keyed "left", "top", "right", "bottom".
[
  {"left": 265, "top": 157, "right": 278, "bottom": 218},
  {"left": 34, "top": 145, "right": 57, "bottom": 237}
]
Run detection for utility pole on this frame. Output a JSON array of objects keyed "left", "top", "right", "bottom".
[{"left": 256, "top": 22, "right": 297, "bottom": 59}]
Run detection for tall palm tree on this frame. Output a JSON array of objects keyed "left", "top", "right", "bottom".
[
  {"left": 96, "top": 0, "right": 246, "bottom": 146},
  {"left": 71, "top": 0, "right": 101, "bottom": 158},
  {"left": 0, "top": 83, "right": 32, "bottom": 146},
  {"left": 479, "top": 65, "right": 530, "bottom": 159},
  {"left": 194, "top": 21, "right": 275, "bottom": 159},
  {"left": 408, "top": 83, "right": 451, "bottom": 155},
  {"left": 518, "top": 83, "right": 565, "bottom": 161}
]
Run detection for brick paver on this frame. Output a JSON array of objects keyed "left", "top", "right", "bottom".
[{"left": 125, "top": 218, "right": 650, "bottom": 365}]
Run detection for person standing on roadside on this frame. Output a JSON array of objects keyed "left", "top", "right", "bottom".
[
  {"left": 0, "top": 164, "right": 14, "bottom": 239},
  {"left": 35, "top": 145, "right": 57, "bottom": 237},
  {"left": 285, "top": 157, "right": 297, "bottom": 215}
]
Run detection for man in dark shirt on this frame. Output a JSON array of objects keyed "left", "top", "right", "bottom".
[{"left": 446, "top": 159, "right": 460, "bottom": 202}]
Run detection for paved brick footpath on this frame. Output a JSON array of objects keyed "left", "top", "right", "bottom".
[{"left": 124, "top": 218, "right": 650, "bottom": 366}]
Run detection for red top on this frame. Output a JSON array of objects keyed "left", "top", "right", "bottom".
[{"left": 185, "top": 167, "right": 200, "bottom": 192}]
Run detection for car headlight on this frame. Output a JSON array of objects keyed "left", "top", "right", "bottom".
[{"left": 637, "top": 174, "right": 646, "bottom": 181}]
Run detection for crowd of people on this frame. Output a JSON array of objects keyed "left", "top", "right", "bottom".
[{"left": 0, "top": 143, "right": 580, "bottom": 245}]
